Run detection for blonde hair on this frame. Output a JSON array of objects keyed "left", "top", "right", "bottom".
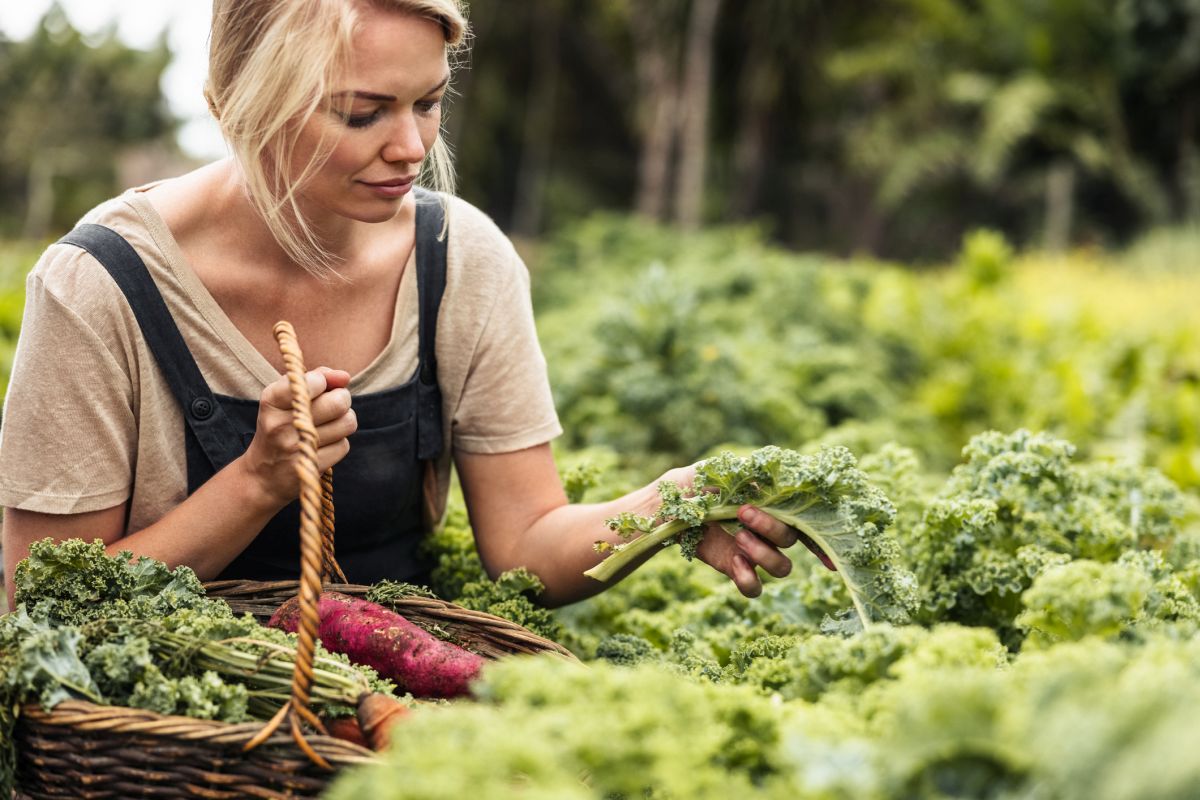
[{"left": 205, "top": 0, "right": 468, "bottom": 277}]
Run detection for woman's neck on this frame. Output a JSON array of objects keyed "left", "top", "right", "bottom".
[{"left": 219, "top": 158, "right": 403, "bottom": 274}]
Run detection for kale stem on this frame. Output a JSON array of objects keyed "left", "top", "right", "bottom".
[{"left": 585, "top": 519, "right": 691, "bottom": 581}]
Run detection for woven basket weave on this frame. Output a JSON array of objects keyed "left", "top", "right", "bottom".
[
  {"left": 12, "top": 322, "right": 573, "bottom": 799},
  {"left": 204, "top": 580, "right": 575, "bottom": 661}
]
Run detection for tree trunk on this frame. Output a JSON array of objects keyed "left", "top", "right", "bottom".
[
  {"left": 23, "top": 150, "right": 56, "bottom": 240},
  {"left": 631, "top": 12, "right": 680, "bottom": 222},
  {"left": 730, "top": 46, "right": 781, "bottom": 220},
  {"left": 512, "top": 4, "right": 561, "bottom": 237},
  {"left": 442, "top": 0, "right": 498, "bottom": 154},
  {"left": 672, "top": 0, "right": 723, "bottom": 230},
  {"left": 1179, "top": 92, "right": 1198, "bottom": 223},
  {"left": 1044, "top": 160, "right": 1075, "bottom": 254}
]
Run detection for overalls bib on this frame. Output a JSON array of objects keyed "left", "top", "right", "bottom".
[{"left": 58, "top": 189, "right": 446, "bottom": 584}]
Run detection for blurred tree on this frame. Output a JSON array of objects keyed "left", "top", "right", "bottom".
[
  {"left": 1117, "top": 0, "right": 1200, "bottom": 224},
  {"left": 673, "top": 0, "right": 723, "bottom": 230},
  {"left": 823, "top": 0, "right": 1195, "bottom": 254},
  {"left": 0, "top": 4, "right": 176, "bottom": 238},
  {"left": 394, "top": 0, "right": 1200, "bottom": 258}
]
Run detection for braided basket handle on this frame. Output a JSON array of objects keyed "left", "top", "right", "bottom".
[{"left": 243, "top": 321, "right": 346, "bottom": 769}]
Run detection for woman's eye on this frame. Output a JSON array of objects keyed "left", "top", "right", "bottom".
[
  {"left": 415, "top": 98, "right": 443, "bottom": 116},
  {"left": 343, "top": 109, "right": 381, "bottom": 129}
]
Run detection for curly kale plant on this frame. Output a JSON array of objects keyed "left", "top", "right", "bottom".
[
  {"left": 13, "top": 537, "right": 223, "bottom": 626},
  {"left": 911, "top": 430, "right": 1193, "bottom": 645},
  {"left": 585, "top": 446, "right": 919, "bottom": 631}
]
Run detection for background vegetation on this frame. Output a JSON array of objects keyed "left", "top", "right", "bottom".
[{"left": 1, "top": 1, "right": 1199, "bottom": 258}]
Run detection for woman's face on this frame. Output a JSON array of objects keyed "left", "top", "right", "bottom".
[{"left": 292, "top": 8, "right": 450, "bottom": 224}]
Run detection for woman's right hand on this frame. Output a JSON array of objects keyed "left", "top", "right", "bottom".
[{"left": 241, "top": 366, "right": 357, "bottom": 507}]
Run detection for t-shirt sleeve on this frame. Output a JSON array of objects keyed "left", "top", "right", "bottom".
[
  {"left": 0, "top": 263, "right": 136, "bottom": 513},
  {"left": 450, "top": 251, "right": 562, "bottom": 454}
]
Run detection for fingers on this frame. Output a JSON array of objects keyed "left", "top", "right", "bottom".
[
  {"left": 737, "top": 507, "right": 797, "bottom": 548},
  {"left": 315, "top": 439, "right": 352, "bottom": 473},
  {"left": 318, "top": 367, "right": 352, "bottom": 390},
  {"left": 310, "top": 386, "right": 353, "bottom": 426},
  {"left": 314, "top": 409, "right": 357, "bottom": 448},
  {"left": 261, "top": 368, "right": 352, "bottom": 411},
  {"left": 797, "top": 532, "right": 837, "bottom": 572},
  {"left": 739, "top": 505, "right": 837, "bottom": 571},
  {"left": 261, "top": 369, "right": 324, "bottom": 411},
  {"left": 243, "top": 367, "right": 357, "bottom": 506},
  {"left": 696, "top": 529, "right": 763, "bottom": 598},
  {"left": 734, "top": 529, "right": 792, "bottom": 579},
  {"left": 729, "top": 554, "right": 762, "bottom": 598}
]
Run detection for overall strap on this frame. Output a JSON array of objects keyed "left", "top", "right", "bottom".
[
  {"left": 57, "top": 224, "right": 244, "bottom": 472},
  {"left": 413, "top": 189, "right": 448, "bottom": 461}
]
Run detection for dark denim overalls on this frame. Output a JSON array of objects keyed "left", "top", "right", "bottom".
[{"left": 58, "top": 189, "right": 446, "bottom": 583}]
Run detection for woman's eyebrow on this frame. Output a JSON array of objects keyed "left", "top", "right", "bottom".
[
  {"left": 332, "top": 75, "right": 451, "bottom": 103},
  {"left": 332, "top": 90, "right": 398, "bottom": 102}
]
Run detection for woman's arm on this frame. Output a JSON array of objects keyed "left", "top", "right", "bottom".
[
  {"left": 456, "top": 444, "right": 805, "bottom": 607},
  {"left": 3, "top": 368, "right": 356, "bottom": 608},
  {"left": 4, "top": 458, "right": 276, "bottom": 608}
]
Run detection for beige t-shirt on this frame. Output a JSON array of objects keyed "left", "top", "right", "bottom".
[{"left": 0, "top": 188, "right": 562, "bottom": 533}]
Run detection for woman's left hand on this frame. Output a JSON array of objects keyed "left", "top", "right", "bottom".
[
  {"left": 694, "top": 507, "right": 835, "bottom": 598},
  {"left": 658, "top": 466, "right": 836, "bottom": 598}
]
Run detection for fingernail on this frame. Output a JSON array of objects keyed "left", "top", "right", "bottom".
[
  {"left": 735, "top": 530, "right": 753, "bottom": 549},
  {"left": 738, "top": 506, "right": 755, "bottom": 524}
]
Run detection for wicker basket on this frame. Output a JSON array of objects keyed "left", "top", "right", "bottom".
[
  {"left": 204, "top": 580, "right": 575, "bottom": 661},
  {"left": 12, "top": 322, "right": 574, "bottom": 799}
]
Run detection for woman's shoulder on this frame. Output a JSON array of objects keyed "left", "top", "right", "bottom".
[
  {"left": 439, "top": 193, "right": 522, "bottom": 266},
  {"left": 31, "top": 191, "right": 153, "bottom": 298}
]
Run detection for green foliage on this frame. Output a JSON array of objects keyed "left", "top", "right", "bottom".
[
  {"left": 533, "top": 216, "right": 1200, "bottom": 494},
  {"left": 13, "top": 537, "right": 222, "bottom": 627},
  {"left": 328, "top": 633, "right": 1200, "bottom": 799},
  {"left": 325, "top": 657, "right": 792, "bottom": 800},
  {"left": 958, "top": 228, "right": 1013, "bottom": 287},
  {"left": 423, "top": 499, "right": 488, "bottom": 601},
  {"left": 454, "top": 568, "right": 565, "bottom": 643},
  {"left": 909, "top": 429, "right": 1192, "bottom": 645},
  {"left": 825, "top": 0, "right": 1185, "bottom": 249},
  {"left": 419, "top": 494, "right": 563, "bottom": 640},
  {"left": 724, "top": 624, "right": 1008, "bottom": 703},
  {"left": 594, "top": 632, "right": 659, "bottom": 667},
  {"left": 1016, "top": 553, "right": 1200, "bottom": 648}
]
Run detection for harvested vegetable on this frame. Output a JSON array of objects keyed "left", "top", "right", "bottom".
[
  {"left": 585, "top": 445, "right": 919, "bottom": 631},
  {"left": 324, "top": 714, "right": 370, "bottom": 748},
  {"left": 0, "top": 539, "right": 396, "bottom": 796},
  {"left": 356, "top": 691, "right": 411, "bottom": 751},
  {"left": 269, "top": 591, "right": 485, "bottom": 698}
]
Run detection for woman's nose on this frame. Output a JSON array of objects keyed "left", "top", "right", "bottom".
[{"left": 381, "top": 112, "right": 426, "bottom": 164}]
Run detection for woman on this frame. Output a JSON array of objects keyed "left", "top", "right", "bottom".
[{"left": 0, "top": 0, "right": 818, "bottom": 609}]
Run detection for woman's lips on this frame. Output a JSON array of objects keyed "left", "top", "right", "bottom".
[{"left": 359, "top": 176, "right": 415, "bottom": 197}]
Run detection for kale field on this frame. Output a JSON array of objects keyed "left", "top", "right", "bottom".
[{"left": 3, "top": 221, "right": 1200, "bottom": 798}]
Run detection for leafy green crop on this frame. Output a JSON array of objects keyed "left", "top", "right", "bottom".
[
  {"left": 326, "top": 631, "right": 1200, "bottom": 800},
  {"left": 325, "top": 656, "right": 793, "bottom": 800},
  {"left": 911, "top": 430, "right": 1194, "bottom": 646},
  {"left": 13, "top": 537, "right": 224, "bottom": 626},
  {"left": 587, "top": 446, "right": 919, "bottom": 631},
  {"left": 0, "top": 539, "right": 395, "bottom": 796}
]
